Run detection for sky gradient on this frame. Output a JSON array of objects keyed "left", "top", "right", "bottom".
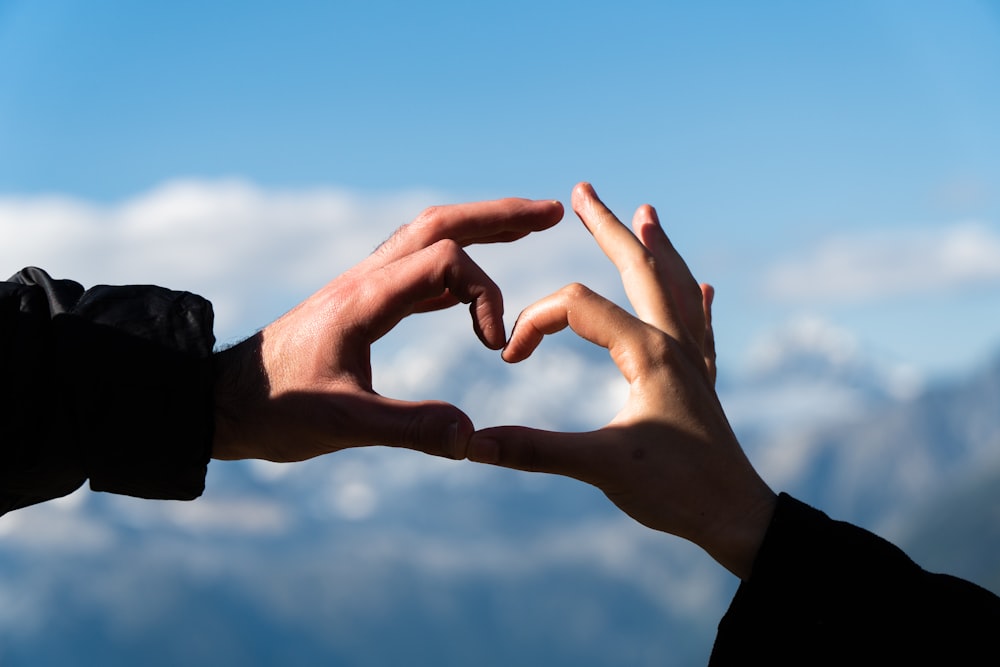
[
  {"left": 3, "top": 0, "right": 1000, "bottom": 379},
  {"left": 3, "top": 5, "right": 1000, "bottom": 664}
]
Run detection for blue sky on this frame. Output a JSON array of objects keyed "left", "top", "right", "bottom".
[
  {"left": 2, "top": 0, "right": 1000, "bottom": 380},
  {"left": 2, "top": 6, "right": 1000, "bottom": 662}
]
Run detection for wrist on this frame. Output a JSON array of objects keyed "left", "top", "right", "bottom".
[
  {"left": 701, "top": 484, "right": 778, "bottom": 581},
  {"left": 212, "top": 333, "right": 267, "bottom": 460}
]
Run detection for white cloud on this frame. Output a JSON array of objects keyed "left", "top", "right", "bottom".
[
  {"left": 0, "top": 179, "right": 444, "bottom": 338},
  {"left": 745, "top": 315, "right": 861, "bottom": 373},
  {"left": 1, "top": 179, "right": 620, "bottom": 344},
  {"left": 0, "top": 490, "right": 115, "bottom": 552},
  {"left": 764, "top": 221, "right": 1000, "bottom": 303},
  {"left": 100, "top": 493, "right": 294, "bottom": 536}
]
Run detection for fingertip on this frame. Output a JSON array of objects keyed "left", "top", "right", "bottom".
[
  {"left": 500, "top": 337, "right": 528, "bottom": 363},
  {"left": 571, "top": 181, "right": 598, "bottom": 207},
  {"left": 482, "top": 325, "right": 507, "bottom": 350},
  {"left": 635, "top": 203, "right": 659, "bottom": 227},
  {"left": 471, "top": 297, "right": 507, "bottom": 350},
  {"left": 434, "top": 410, "right": 476, "bottom": 460},
  {"left": 372, "top": 398, "right": 476, "bottom": 460},
  {"left": 472, "top": 301, "right": 506, "bottom": 350},
  {"left": 500, "top": 342, "right": 525, "bottom": 364},
  {"left": 702, "top": 283, "right": 715, "bottom": 311},
  {"left": 467, "top": 434, "right": 499, "bottom": 464},
  {"left": 499, "top": 312, "right": 543, "bottom": 363},
  {"left": 528, "top": 198, "right": 565, "bottom": 231},
  {"left": 448, "top": 417, "right": 477, "bottom": 460},
  {"left": 631, "top": 204, "right": 661, "bottom": 247}
]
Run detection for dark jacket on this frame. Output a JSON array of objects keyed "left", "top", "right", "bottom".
[
  {"left": 710, "top": 493, "right": 1000, "bottom": 665},
  {"left": 0, "top": 267, "right": 215, "bottom": 515}
]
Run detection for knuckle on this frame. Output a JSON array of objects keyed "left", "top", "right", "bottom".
[
  {"left": 401, "top": 413, "right": 443, "bottom": 456},
  {"left": 415, "top": 204, "right": 445, "bottom": 226},
  {"left": 492, "top": 431, "right": 543, "bottom": 473},
  {"left": 426, "top": 238, "right": 464, "bottom": 265},
  {"left": 434, "top": 237, "right": 462, "bottom": 254},
  {"left": 373, "top": 225, "right": 404, "bottom": 257},
  {"left": 402, "top": 415, "right": 422, "bottom": 447},
  {"left": 646, "top": 333, "right": 677, "bottom": 364},
  {"left": 560, "top": 282, "right": 593, "bottom": 300}
]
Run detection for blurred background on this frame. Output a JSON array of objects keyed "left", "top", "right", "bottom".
[{"left": 2, "top": 1, "right": 999, "bottom": 665}]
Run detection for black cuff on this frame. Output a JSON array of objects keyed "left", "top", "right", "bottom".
[
  {"left": 53, "top": 284, "right": 216, "bottom": 501},
  {"left": 710, "top": 493, "right": 1000, "bottom": 665}
]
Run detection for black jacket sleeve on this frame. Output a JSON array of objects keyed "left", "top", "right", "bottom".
[
  {"left": 0, "top": 267, "right": 216, "bottom": 515},
  {"left": 709, "top": 493, "right": 1000, "bottom": 665}
]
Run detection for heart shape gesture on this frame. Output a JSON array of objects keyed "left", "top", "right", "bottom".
[
  {"left": 469, "top": 183, "right": 776, "bottom": 579},
  {"left": 212, "top": 196, "right": 563, "bottom": 463}
]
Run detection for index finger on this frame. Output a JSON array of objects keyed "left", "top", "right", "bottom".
[
  {"left": 366, "top": 198, "right": 563, "bottom": 270},
  {"left": 360, "top": 239, "right": 507, "bottom": 349},
  {"left": 571, "top": 183, "right": 680, "bottom": 338}
]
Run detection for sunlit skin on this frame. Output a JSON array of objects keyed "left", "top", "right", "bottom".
[
  {"left": 210, "top": 181, "right": 776, "bottom": 579},
  {"left": 469, "top": 183, "right": 777, "bottom": 580},
  {"left": 211, "top": 197, "right": 563, "bottom": 463}
]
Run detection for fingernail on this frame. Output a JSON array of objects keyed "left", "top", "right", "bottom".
[{"left": 468, "top": 436, "right": 499, "bottom": 464}]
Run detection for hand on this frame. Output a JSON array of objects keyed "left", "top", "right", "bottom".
[
  {"left": 212, "top": 197, "right": 563, "bottom": 463},
  {"left": 468, "top": 183, "right": 775, "bottom": 579}
]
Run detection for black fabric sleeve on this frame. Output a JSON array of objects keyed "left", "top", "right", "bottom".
[
  {"left": 708, "top": 492, "right": 1000, "bottom": 665},
  {"left": 0, "top": 267, "right": 216, "bottom": 514}
]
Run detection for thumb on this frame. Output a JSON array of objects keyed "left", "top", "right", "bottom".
[
  {"left": 468, "top": 426, "right": 599, "bottom": 483},
  {"left": 349, "top": 394, "right": 476, "bottom": 460}
]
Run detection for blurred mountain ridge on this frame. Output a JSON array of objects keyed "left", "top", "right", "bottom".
[{"left": 1, "top": 334, "right": 998, "bottom": 666}]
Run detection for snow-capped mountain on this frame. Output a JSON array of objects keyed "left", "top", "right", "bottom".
[
  {"left": 719, "top": 316, "right": 924, "bottom": 437},
  {"left": 1, "top": 325, "right": 997, "bottom": 666}
]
